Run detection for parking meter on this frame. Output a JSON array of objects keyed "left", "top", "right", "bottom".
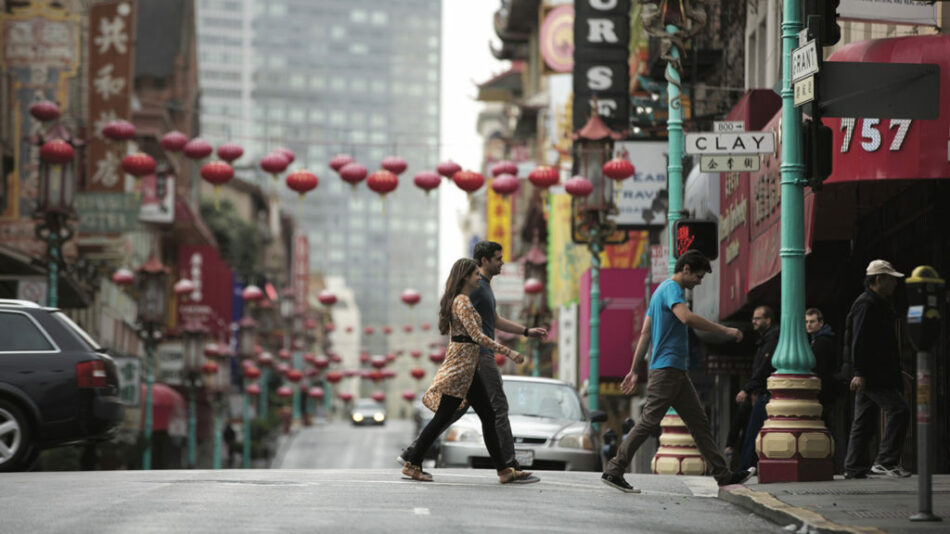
[
  {"left": 906, "top": 266, "right": 944, "bottom": 523},
  {"left": 906, "top": 266, "right": 944, "bottom": 352}
]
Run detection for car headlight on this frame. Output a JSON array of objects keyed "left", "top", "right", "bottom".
[
  {"left": 352, "top": 413, "right": 364, "bottom": 422},
  {"left": 373, "top": 412, "right": 385, "bottom": 422},
  {"left": 558, "top": 433, "right": 593, "bottom": 450},
  {"left": 445, "top": 426, "right": 482, "bottom": 442}
]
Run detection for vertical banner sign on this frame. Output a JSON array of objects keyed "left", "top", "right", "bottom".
[
  {"left": 485, "top": 179, "right": 512, "bottom": 262},
  {"left": 86, "top": 0, "right": 136, "bottom": 192},
  {"left": 0, "top": 3, "right": 80, "bottom": 256},
  {"left": 293, "top": 233, "right": 309, "bottom": 311},
  {"left": 572, "top": 0, "right": 630, "bottom": 133},
  {"left": 177, "top": 245, "right": 234, "bottom": 339}
]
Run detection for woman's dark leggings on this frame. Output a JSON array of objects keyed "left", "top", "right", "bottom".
[{"left": 408, "top": 367, "right": 512, "bottom": 471}]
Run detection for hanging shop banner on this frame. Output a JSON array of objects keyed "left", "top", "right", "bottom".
[
  {"left": 612, "top": 141, "right": 668, "bottom": 229},
  {"left": 558, "top": 302, "right": 579, "bottom": 387},
  {"left": 572, "top": 0, "right": 630, "bottom": 133},
  {"left": 177, "top": 244, "right": 234, "bottom": 339},
  {"left": 824, "top": 35, "right": 950, "bottom": 185},
  {"left": 0, "top": 3, "right": 81, "bottom": 258},
  {"left": 540, "top": 4, "right": 574, "bottom": 73},
  {"left": 485, "top": 179, "right": 513, "bottom": 263},
  {"left": 86, "top": 0, "right": 136, "bottom": 193}
]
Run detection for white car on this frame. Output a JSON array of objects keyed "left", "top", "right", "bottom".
[{"left": 438, "top": 376, "right": 607, "bottom": 471}]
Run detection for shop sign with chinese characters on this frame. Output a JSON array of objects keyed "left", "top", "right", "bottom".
[{"left": 86, "top": 0, "right": 136, "bottom": 193}]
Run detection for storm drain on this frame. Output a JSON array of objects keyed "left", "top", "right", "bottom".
[{"left": 847, "top": 509, "right": 930, "bottom": 519}]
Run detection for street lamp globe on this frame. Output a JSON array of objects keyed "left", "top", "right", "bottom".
[{"left": 135, "top": 256, "right": 170, "bottom": 328}]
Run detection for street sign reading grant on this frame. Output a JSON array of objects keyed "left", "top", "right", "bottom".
[
  {"left": 684, "top": 132, "right": 775, "bottom": 155},
  {"left": 792, "top": 39, "right": 819, "bottom": 82}
]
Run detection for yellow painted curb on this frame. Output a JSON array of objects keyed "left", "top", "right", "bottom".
[{"left": 722, "top": 486, "right": 886, "bottom": 534}]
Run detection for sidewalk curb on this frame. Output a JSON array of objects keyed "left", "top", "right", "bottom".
[{"left": 718, "top": 485, "right": 886, "bottom": 534}]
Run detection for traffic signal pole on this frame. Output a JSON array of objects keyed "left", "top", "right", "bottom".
[{"left": 756, "top": 0, "right": 834, "bottom": 483}]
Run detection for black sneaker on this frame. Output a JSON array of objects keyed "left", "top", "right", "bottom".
[
  {"left": 718, "top": 467, "right": 757, "bottom": 486},
  {"left": 601, "top": 473, "right": 641, "bottom": 493},
  {"left": 844, "top": 471, "right": 867, "bottom": 479}
]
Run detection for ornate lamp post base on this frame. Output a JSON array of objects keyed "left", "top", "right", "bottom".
[
  {"left": 757, "top": 374, "right": 834, "bottom": 483},
  {"left": 652, "top": 408, "right": 706, "bottom": 475}
]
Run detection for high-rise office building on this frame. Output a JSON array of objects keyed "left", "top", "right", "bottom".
[{"left": 197, "top": 1, "right": 442, "bottom": 354}]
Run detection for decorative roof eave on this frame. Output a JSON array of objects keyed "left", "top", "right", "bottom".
[{"left": 572, "top": 100, "right": 625, "bottom": 141}]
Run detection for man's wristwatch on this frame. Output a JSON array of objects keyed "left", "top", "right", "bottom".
[{"left": 523, "top": 326, "right": 529, "bottom": 336}]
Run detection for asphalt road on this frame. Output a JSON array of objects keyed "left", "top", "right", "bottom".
[{"left": 0, "top": 419, "right": 786, "bottom": 533}]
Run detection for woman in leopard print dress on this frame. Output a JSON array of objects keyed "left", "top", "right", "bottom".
[{"left": 401, "top": 258, "right": 533, "bottom": 484}]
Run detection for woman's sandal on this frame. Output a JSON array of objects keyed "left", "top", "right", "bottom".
[
  {"left": 498, "top": 467, "right": 539, "bottom": 484},
  {"left": 401, "top": 462, "right": 433, "bottom": 482}
]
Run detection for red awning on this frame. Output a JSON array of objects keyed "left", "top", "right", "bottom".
[
  {"left": 824, "top": 35, "right": 950, "bottom": 184},
  {"left": 140, "top": 382, "right": 186, "bottom": 435}
]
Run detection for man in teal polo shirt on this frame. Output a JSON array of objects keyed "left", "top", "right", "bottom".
[{"left": 602, "top": 250, "right": 756, "bottom": 493}]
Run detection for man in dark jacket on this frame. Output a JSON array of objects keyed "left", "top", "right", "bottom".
[
  {"left": 806, "top": 307, "right": 837, "bottom": 417},
  {"left": 844, "top": 259, "right": 911, "bottom": 479},
  {"left": 736, "top": 305, "right": 779, "bottom": 470}
]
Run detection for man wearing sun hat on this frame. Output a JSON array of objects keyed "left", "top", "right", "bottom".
[{"left": 843, "top": 259, "right": 912, "bottom": 479}]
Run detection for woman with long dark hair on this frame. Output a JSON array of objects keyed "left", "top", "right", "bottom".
[{"left": 401, "top": 258, "right": 534, "bottom": 483}]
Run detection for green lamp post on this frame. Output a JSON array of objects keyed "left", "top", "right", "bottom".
[
  {"left": 756, "top": 0, "right": 834, "bottom": 483},
  {"left": 135, "top": 255, "right": 170, "bottom": 470}
]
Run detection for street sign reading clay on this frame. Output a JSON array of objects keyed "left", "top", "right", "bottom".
[{"left": 685, "top": 132, "right": 776, "bottom": 155}]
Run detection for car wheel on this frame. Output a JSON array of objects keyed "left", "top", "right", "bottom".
[{"left": 0, "top": 400, "right": 32, "bottom": 472}]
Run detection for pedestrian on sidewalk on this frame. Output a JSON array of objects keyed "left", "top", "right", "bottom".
[
  {"left": 843, "top": 259, "right": 911, "bottom": 479},
  {"left": 400, "top": 241, "right": 546, "bottom": 479},
  {"left": 736, "top": 305, "right": 779, "bottom": 470},
  {"left": 602, "top": 250, "right": 756, "bottom": 493},
  {"left": 400, "top": 258, "right": 537, "bottom": 484},
  {"left": 806, "top": 307, "right": 843, "bottom": 470}
]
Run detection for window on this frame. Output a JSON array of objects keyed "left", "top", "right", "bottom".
[
  {"left": 0, "top": 312, "right": 55, "bottom": 351},
  {"left": 53, "top": 311, "right": 101, "bottom": 350},
  {"left": 309, "top": 109, "right": 326, "bottom": 123},
  {"left": 309, "top": 75, "right": 326, "bottom": 90},
  {"left": 290, "top": 74, "right": 305, "bottom": 88},
  {"left": 350, "top": 43, "right": 368, "bottom": 55},
  {"left": 370, "top": 11, "right": 388, "bottom": 25},
  {"left": 330, "top": 110, "right": 345, "bottom": 125},
  {"left": 350, "top": 9, "right": 367, "bottom": 23},
  {"left": 331, "top": 26, "right": 346, "bottom": 39}
]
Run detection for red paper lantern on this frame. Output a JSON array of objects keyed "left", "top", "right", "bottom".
[
  {"left": 273, "top": 147, "right": 295, "bottom": 164},
  {"left": 360, "top": 351, "right": 370, "bottom": 364},
  {"left": 413, "top": 171, "right": 441, "bottom": 195},
  {"left": 403, "top": 325, "right": 413, "bottom": 333},
  {"left": 39, "top": 140, "right": 75, "bottom": 164},
  {"left": 528, "top": 165, "right": 559, "bottom": 189},
  {"left": 243, "top": 365, "right": 261, "bottom": 380},
  {"left": 452, "top": 169, "right": 484, "bottom": 193},
  {"left": 495, "top": 353, "right": 507, "bottom": 366},
  {"left": 308, "top": 387, "right": 325, "bottom": 399},
  {"left": 490, "top": 173, "right": 519, "bottom": 196},
  {"left": 277, "top": 348, "right": 291, "bottom": 360},
  {"left": 161, "top": 131, "right": 188, "bottom": 152},
  {"left": 339, "top": 162, "right": 368, "bottom": 189},
  {"left": 286, "top": 369, "right": 303, "bottom": 383},
  {"left": 314, "top": 355, "right": 330, "bottom": 369},
  {"left": 339, "top": 392, "right": 354, "bottom": 402},
  {"left": 371, "top": 391, "right": 385, "bottom": 403},
  {"left": 385, "top": 352, "right": 396, "bottom": 362},
  {"left": 242, "top": 285, "right": 264, "bottom": 302},
  {"left": 402, "top": 391, "right": 416, "bottom": 402},
  {"left": 490, "top": 160, "right": 518, "bottom": 177},
  {"left": 345, "top": 326, "right": 354, "bottom": 333},
  {"left": 200, "top": 161, "right": 234, "bottom": 185},
  {"left": 102, "top": 120, "right": 135, "bottom": 141},
  {"left": 216, "top": 142, "right": 244, "bottom": 163},
  {"left": 260, "top": 152, "right": 289, "bottom": 177},
  {"left": 364, "top": 326, "right": 375, "bottom": 336},
  {"left": 429, "top": 350, "right": 445, "bottom": 364},
  {"left": 410, "top": 367, "right": 425, "bottom": 380},
  {"left": 183, "top": 138, "right": 213, "bottom": 160},
  {"left": 524, "top": 278, "right": 544, "bottom": 295},
  {"left": 342, "top": 369, "right": 357, "bottom": 377},
  {"left": 367, "top": 169, "right": 398, "bottom": 196},
  {"left": 329, "top": 153, "right": 354, "bottom": 173},
  {"left": 602, "top": 156, "right": 636, "bottom": 182},
  {"left": 202, "top": 361, "right": 219, "bottom": 376},
  {"left": 258, "top": 352, "right": 274, "bottom": 367},
  {"left": 276, "top": 362, "right": 290, "bottom": 375},
  {"left": 305, "top": 318, "right": 317, "bottom": 330},
  {"left": 436, "top": 160, "right": 461, "bottom": 179},
  {"left": 286, "top": 169, "right": 318, "bottom": 198},
  {"left": 330, "top": 352, "right": 342, "bottom": 364},
  {"left": 325, "top": 322, "right": 336, "bottom": 332},
  {"left": 246, "top": 383, "right": 261, "bottom": 397},
  {"left": 121, "top": 152, "right": 156, "bottom": 178},
  {"left": 421, "top": 323, "right": 431, "bottom": 331},
  {"left": 173, "top": 278, "right": 195, "bottom": 296},
  {"left": 383, "top": 326, "right": 392, "bottom": 335},
  {"left": 565, "top": 175, "right": 593, "bottom": 197},
  {"left": 370, "top": 356, "right": 387, "bottom": 369},
  {"left": 317, "top": 290, "right": 337, "bottom": 306},
  {"left": 29, "top": 100, "right": 61, "bottom": 122},
  {"left": 277, "top": 385, "right": 293, "bottom": 398},
  {"left": 381, "top": 156, "right": 408, "bottom": 175},
  {"left": 400, "top": 288, "right": 421, "bottom": 307},
  {"left": 410, "top": 350, "right": 422, "bottom": 359},
  {"left": 326, "top": 370, "right": 343, "bottom": 384}
]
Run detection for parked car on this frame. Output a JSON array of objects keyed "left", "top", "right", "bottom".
[
  {"left": 350, "top": 398, "right": 386, "bottom": 426},
  {"left": 0, "top": 299, "right": 123, "bottom": 471},
  {"left": 438, "top": 376, "right": 607, "bottom": 471}
]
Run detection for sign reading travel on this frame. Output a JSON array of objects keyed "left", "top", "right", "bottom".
[{"left": 685, "top": 132, "right": 775, "bottom": 155}]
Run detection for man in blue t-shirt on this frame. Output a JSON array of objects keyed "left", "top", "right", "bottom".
[{"left": 602, "top": 250, "right": 756, "bottom": 493}]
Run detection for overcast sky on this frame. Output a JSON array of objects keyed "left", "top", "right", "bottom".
[{"left": 438, "top": 1, "right": 507, "bottom": 286}]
